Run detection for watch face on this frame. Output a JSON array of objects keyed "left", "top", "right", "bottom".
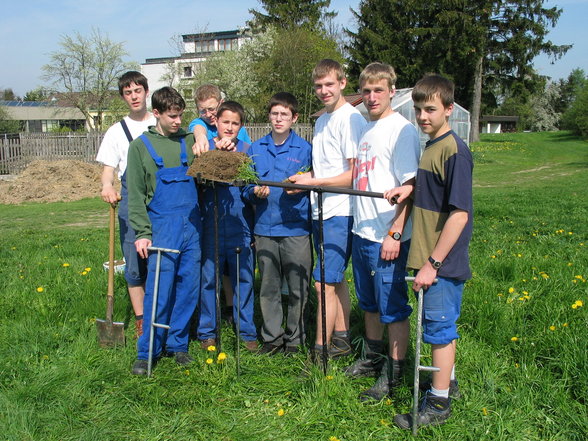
[{"left": 391, "top": 232, "right": 401, "bottom": 240}]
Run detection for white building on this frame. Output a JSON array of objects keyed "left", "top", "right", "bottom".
[{"left": 141, "top": 29, "right": 250, "bottom": 100}]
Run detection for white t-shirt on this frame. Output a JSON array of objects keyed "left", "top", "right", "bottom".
[
  {"left": 352, "top": 112, "right": 421, "bottom": 243},
  {"left": 311, "top": 103, "right": 367, "bottom": 220},
  {"left": 96, "top": 114, "right": 155, "bottom": 178}
]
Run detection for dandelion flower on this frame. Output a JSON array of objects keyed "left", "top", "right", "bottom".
[
  {"left": 185, "top": 370, "right": 190, "bottom": 376},
  {"left": 515, "top": 363, "right": 520, "bottom": 368},
  {"left": 207, "top": 345, "right": 216, "bottom": 352},
  {"left": 81, "top": 271, "right": 88, "bottom": 276},
  {"left": 325, "top": 375, "right": 333, "bottom": 381},
  {"left": 385, "top": 399, "right": 392, "bottom": 405},
  {"left": 84, "top": 267, "right": 91, "bottom": 272},
  {"left": 511, "top": 336, "right": 519, "bottom": 342},
  {"left": 206, "top": 358, "right": 213, "bottom": 365},
  {"left": 329, "top": 437, "right": 341, "bottom": 441},
  {"left": 42, "top": 354, "right": 49, "bottom": 360},
  {"left": 62, "top": 263, "right": 70, "bottom": 267},
  {"left": 36, "top": 286, "right": 44, "bottom": 293},
  {"left": 563, "top": 323, "right": 569, "bottom": 327},
  {"left": 549, "top": 325, "right": 556, "bottom": 331},
  {"left": 482, "top": 407, "right": 488, "bottom": 416},
  {"left": 217, "top": 352, "right": 227, "bottom": 362},
  {"left": 380, "top": 419, "right": 390, "bottom": 426},
  {"left": 277, "top": 408, "right": 285, "bottom": 416},
  {"left": 508, "top": 287, "right": 515, "bottom": 294}
]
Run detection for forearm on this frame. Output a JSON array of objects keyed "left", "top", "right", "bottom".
[{"left": 429, "top": 209, "right": 469, "bottom": 262}]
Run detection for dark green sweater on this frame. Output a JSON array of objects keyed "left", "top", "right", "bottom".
[{"left": 127, "top": 127, "right": 195, "bottom": 240}]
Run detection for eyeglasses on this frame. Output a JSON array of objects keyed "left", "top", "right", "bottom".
[
  {"left": 199, "top": 106, "right": 218, "bottom": 116},
  {"left": 269, "top": 111, "right": 293, "bottom": 121}
]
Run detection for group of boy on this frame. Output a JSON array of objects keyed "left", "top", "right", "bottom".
[{"left": 96, "top": 57, "right": 473, "bottom": 430}]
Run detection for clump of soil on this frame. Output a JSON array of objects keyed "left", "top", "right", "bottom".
[
  {"left": 187, "top": 150, "right": 252, "bottom": 183},
  {"left": 0, "top": 160, "right": 109, "bottom": 204}
]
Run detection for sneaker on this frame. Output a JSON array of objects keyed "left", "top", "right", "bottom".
[
  {"left": 258, "top": 343, "right": 282, "bottom": 355},
  {"left": 329, "top": 335, "right": 352, "bottom": 359},
  {"left": 134, "top": 319, "right": 143, "bottom": 339},
  {"left": 243, "top": 340, "right": 259, "bottom": 352},
  {"left": 200, "top": 338, "right": 216, "bottom": 350},
  {"left": 174, "top": 352, "right": 195, "bottom": 366},
  {"left": 419, "top": 378, "right": 461, "bottom": 400},
  {"left": 394, "top": 392, "right": 451, "bottom": 430},
  {"left": 131, "top": 359, "right": 148, "bottom": 376}
]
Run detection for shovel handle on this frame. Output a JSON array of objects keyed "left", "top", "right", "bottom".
[{"left": 106, "top": 204, "right": 116, "bottom": 322}]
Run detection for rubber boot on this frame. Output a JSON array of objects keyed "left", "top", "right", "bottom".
[
  {"left": 359, "top": 356, "right": 405, "bottom": 402},
  {"left": 329, "top": 333, "right": 352, "bottom": 358},
  {"left": 344, "top": 338, "right": 385, "bottom": 378}
]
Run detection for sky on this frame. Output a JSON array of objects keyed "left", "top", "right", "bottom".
[{"left": 1, "top": 0, "right": 586, "bottom": 98}]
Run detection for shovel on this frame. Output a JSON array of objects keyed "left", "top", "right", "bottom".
[{"left": 96, "top": 203, "right": 126, "bottom": 347}]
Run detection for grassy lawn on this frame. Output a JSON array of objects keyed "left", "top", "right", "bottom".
[{"left": 0, "top": 131, "right": 586, "bottom": 440}]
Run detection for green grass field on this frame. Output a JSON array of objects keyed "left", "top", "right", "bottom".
[{"left": 1, "top": 131, "right": 586, "bottom": 441}]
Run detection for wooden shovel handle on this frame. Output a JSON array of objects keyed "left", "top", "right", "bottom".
[{"left": 106, "top": 204, "right": 116, "bottom": 322}]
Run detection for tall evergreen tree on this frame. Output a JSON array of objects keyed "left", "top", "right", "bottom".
[
  {"left": 346, "top": 0, "right": 570, "bottom": 141},
  {"left": 248, "top": 0, "right": 336, "bottom": 31}
]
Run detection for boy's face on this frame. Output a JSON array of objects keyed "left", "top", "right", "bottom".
[
  {"left": 121, "top": 82, "right": 148, "bottom": 113},
  {"left": 313, "top": 71, "right": 346, "bottom": 109},
  {"left": 414, "top": 94, "right": 453, "bottom": 140},
  {"left": 216, "top": 110, "right": 242, "bottom": 139},
  {"left": 153, "top": 107, "right": 183, "bottom": 136},
  {"left": 269, "top": 104, "right": 298, "bottom": 136},
  {"left": 198, "top": 97, "right": 221, "bottom": 126},
  {"left": 361, "top": 78, "right": 394, "bottom": 121}
]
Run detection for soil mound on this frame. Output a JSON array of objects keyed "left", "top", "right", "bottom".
[
  {"left": 0, "top": 160, "right": 109, "bottom": 204},
  {"left": 187, "top": 150, "right": 252, "bottom": 183}
]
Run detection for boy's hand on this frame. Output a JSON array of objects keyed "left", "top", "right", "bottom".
[
  {"left": 285, "top": 172, "right": 312, "bottom": 195},
  {"left": 380, "top": 235, "right": 400, "bottom": 261},
  {"left": 412, "top": 263, "right": 438, "bottom": 292},
  {"left": 135, "top": 238, "right": 152, "bottom": 259},
  {"left": 383, "top": 183, "right": 414, "bottom": 205},
  {"left": 253, "top": 185, "right": 270, "bottom": 199},
  {"left": 215, "top": 137, "right": 237, "bottom": 151},
  {"left": 192, "top": 134, "right": 210, "bottom": 157},
  {"left": 101, "top": 185, "right": 120, "bottom": 204}
]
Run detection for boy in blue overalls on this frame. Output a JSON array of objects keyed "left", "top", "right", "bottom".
[
  {"left": 197, "top": 101, "right": 258, "bottom": 352},
  {"left": 127, "top": 87, "right": 201, "bottom": 375}
]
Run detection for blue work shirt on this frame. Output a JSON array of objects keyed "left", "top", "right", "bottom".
[{"left": 243, "top": 130, "right": 312, "bottom": 237}]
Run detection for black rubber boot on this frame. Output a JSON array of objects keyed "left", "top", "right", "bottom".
[
  {"left": 329, "top": 334, "right": 352, "bottom": 358},
  {"left": 343, "top": 338, "right": 385, "bottom": 378},
  {"left": 359, "top": 356, "right": 405, "bottom": 402}
]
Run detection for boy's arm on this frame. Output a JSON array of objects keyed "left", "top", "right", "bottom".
[
  {"left": 412, "top": 209, "right": 469, "bottom": 291},
  {"left": 100, "top": 166, "right": 120, "bottom": 204},
  {"left": 288, "top": 158, "right": 355, "bottom": 191},
  {"left": 192, "top": 124, "right": 210, "bottom": 156},
  {"left": 127, "top": 142, "right": 152, "bottom": 257},
  {"left": 380, "top": 178, "right": 415, "bottom": 261}
]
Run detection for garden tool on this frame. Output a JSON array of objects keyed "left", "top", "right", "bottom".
[
  {"left": 235, "top": 247, "right": 242, "bottom": 377},
  {"left": 406, "top": 276, "right": 439, "bottom": 436},
  {"left": 96, "top": 203, "right": 126, "bottom": 347},
  {"left": 214, "top": 186, "right": 222, "bottom": 353},
  {"left": 146, "top": 246, "right": 181, "bottom": 377}
]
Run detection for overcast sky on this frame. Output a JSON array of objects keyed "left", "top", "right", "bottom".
[{"left": 1, "top": 0, "right": 585, "bottom": 97}]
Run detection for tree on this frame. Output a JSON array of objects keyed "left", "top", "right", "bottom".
[
  {"left": 42, "top": 28, "right": 135, "bottom": 131},
  {"left": 346, "top": 0, "right": 571, "bottom": 141},
  {"left": 248, "top": 0, "right": 336, "bottom": 32},
  {"left": 23, "top": 88, "right": 52, "bottom": 102},
  {"left": 0, "top": 89, "right": 19, "bottom": 101},
  {"left": 554, "top": 68, "right": 586, "bottom": 116},
  {"left": 561, "top": 76, "right": 588, "bottom": 136},
  {"left": 0, "top": 106, "right": 21, "bottom": 134}
]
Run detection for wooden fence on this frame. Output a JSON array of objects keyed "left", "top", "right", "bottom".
[{"left": 0, "top": 124, "right": 314, "bottom": 176}]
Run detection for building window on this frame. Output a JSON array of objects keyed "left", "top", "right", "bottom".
[{"left": 183, "top": 66, "right": 193, "bottom": 78}]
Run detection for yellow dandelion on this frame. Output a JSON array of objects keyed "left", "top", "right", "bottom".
[
  {"left": 549, "top": 325, "right": 556, "bottom": 331},
  {"left": 81, "top": 271, "right": 88, "bottom": 276},
  {"left": 264, "top": 399, "right": 270, "bottom": 404},
  {"left": 563, "top": 323, "right": 569, "bottom": 327},
  {"left": 207, "top": 345, "right": 216, "bottom": 352},
  {"left": 511, "top": 336, "right": 519, "bottom": 342},
  {"left": 42, "top": 354, "right": 49, "bottom": 360},
  {"left": 568, "top": 232, "right": 573, "bottom": 235},
  {"left": 185, "top": 370, "right": 190, "bottom": 376},
  {"left": 385, "top": 399, "right": 392, "bottom": 405},
  {"left": 11, "top": 246, "right": 16, "bottom": 250},
  {"left": 517, "top": 253, "right": 522, "bottom": 258},
  {"left": 84, "top": 267, "right": 91, "bottom": 272},
  {"left": 523, "top": 295, "right": 531, "bottom": 300},
  {"left": 277, "top": 408, "right": 285, "bottom": 417},
  {"left": 491, "top": 255, "right": 496, "bottom": 259},
  {"left": 36, "top": 286, "right": 44, "bottom": 293},
  {"left": 497, "top": 293, "right": 503, "bottom": 297},
  {"left": 62, "top": 263, "right": 70, "bottom": 267},
  {"left": 568, "top": 262, "right": 573, "bottom": 266},
  {"left": 206, "top": 358, "right": 213, "bottom": 365},
  {"left": 482, "top": 407, "right": 488, "bottom": 416},
  {"left": 574, "top": 300, "right": 583, "bottom": 307},
  {"left": 19, "top": 275, "right": 24, "bottom": 279},
  {"left": 329, "top": 437, "right": 341, "bottom": 441},
  {"left": 515, "top": 363, "right": 520, "bottom": 368},
  {"left": 325, "top": 375, "right": 333, "bottom": 381},
  {"left": 541, "top": 273, "right": 550, "bottom": 279},
  {"left": 217, "top": 352, "right": 227, "bottom": 362},
  {"left": 380, "top": 419, "right": 390, "bottom": 426},
  {"left": 508, "top": 287, "right": 515, "bottom": 294}
]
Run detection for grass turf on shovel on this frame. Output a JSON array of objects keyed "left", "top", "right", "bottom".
[{"left": 96, "top": 203, "right": 125, "bottom": 347}]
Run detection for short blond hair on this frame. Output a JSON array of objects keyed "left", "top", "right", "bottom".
[
  {"left": 195, "top": 84, "right": 222, "bottom": 104},
  {"left": 359, "top": 62, "right": 397, "bottom": 90},
  {"left": 312, "top": 59, "right": 345, "bottom": 82}
]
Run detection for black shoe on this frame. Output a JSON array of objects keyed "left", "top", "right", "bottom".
[
  {"left": 329, "top": 335, "right": 352, "bottom": 358},
  {"left": 359, "top": 357, "right": 405, "bottom": 402},
  {"left": 344, "top": 338, "right": 385, "bottom": 378},
  {"left": 258, "top": 342, "right": 283, "bottom": 355},
  {"left": 309, "top": 346, "right": 329, "bottom": 365},
  {"left": 174, "top": 352, "right": 195, "bottom": 366},
  {"left": 222, "top": 306, "right": 234, "bottom": 325},
  {"left": 131, "top": 359, "right": 148, "bottom": 376},
  {"left": 394, "top": 391, "right": 451, "bottom": 429},
  {"left": 283, "top": 345, "right": 300, "bottom": 356},
  {"left": 419, "top": 378, "right": 461, "bottom": 399}
]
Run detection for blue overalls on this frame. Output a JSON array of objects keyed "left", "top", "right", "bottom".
[
  {"left": 198, "top": 139, "right": 257, "bottom": 342},
  {"left": 136, "top": 135, "right": 201, "bottom": 360}
]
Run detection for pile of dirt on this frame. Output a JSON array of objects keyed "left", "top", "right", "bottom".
[
  {"left": 187, "top": 150, "right": 252, "bottom": 183},
  {"left": 0, "top": 160, "right": 108, "bottom": 204}
]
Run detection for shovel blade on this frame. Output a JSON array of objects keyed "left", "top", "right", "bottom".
[{"left": 96, "top": 318, "right": 126, "bottom": 348}]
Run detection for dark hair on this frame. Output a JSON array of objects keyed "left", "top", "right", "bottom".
[
  {"left": 118, "top": 71, "right": 149, "bottom": 96},
  {"left": 412, "top": 74, "right": 455, "bottom": 108},
  {"left": 216, "top": 101, "right": 245, "bottom": 124},
  {"left": 151, "top": 87, "right": 185, "bottom": 113},
  {"left": 312, "top": 59, "right": 345, "bottom": 81},
  {"left": 267, "top": 92, "right": 298, "bottom": 115}
]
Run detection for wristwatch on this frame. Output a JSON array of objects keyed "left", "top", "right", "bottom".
[
  {"left": 388, "top": 231, "right": 402, "bottom": 241},
  {"left": 428, "top": 256, "right": 443, "bottom": 270}
]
